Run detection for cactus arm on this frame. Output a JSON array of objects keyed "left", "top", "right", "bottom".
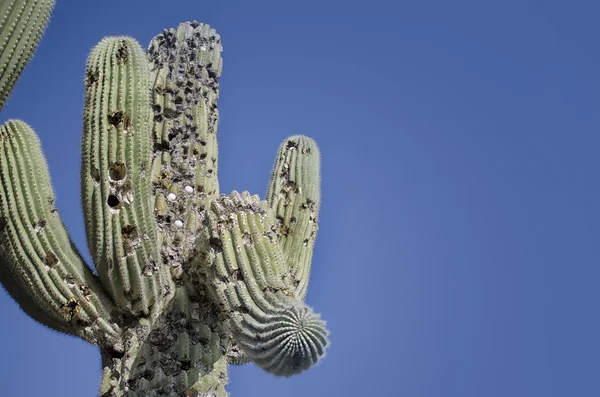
[
  {"left": 266, "top": 136, "right": 321, "bottom": 299},
  {"left": 81, "top": 37, "right": 173, "bottom": 318},
  {"left": 0, "top": 0, "right": 55, "bottom": 110},
  {"left": 0, "top": 120, "right": 120, "bottom": 344},
  {"left": 147, "top": 22, "right": 222, "bottom": 268},
  {"left": 201, "top": 191, "right": 329, "bottom": 376}
]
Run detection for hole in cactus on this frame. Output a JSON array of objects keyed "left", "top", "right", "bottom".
[
  {"left": 231, "top": 269, "right": 244, "bottom": 282},
  {"left": 180, "top": 360, "right": 191, "bottom": 371},
  {"left": 44, "top": 252, "right": 59, "bottom": 268},
  {"left": 286, "top": 140, "right": 298, "bottom": 151},
  {"left": 33, "top": 219, "right": 47, "bottom": 233},
  {"left": 241, "top": 232, "right": 253, "bottom": 246},
  {"left": 207, "top": 66, "right": 217, "bottom": 79},
  {"left": 64, "top": 275, "right": 76, "bottom": 288},
  {"left": 60, "top": 298, "right": 80, "bottom": 320},
  {"left": 154, "top": 141, "right": 169, "bottom": 152},
  {"left": 142, "top": 263, "right": 156, "bottom": 276},
  {"left": 105, "top": 346, "right": 125, "bottom": 359},
  {"left": 209, "top": 237, "right": 222, "bottom": 253},
  {"left": 163, "top": 108, "right": 179, "bottom": 119},
  {"left": 76, "top": 319, "right": 91, "bottom": 327},
  {"left": 116, "top": 40, "right": 129, "bottom": 62},
  {"left": 121, "top": 224, "right": 137, "bottom": 237},
  {"left": 121, "top": 224, "right": 139, "bottom": 248},
  {"left": 86, "top": 69, "right": 100, "bottom": 85},
  {"left": 109, "top": 162, "right": 127, "bottom": 181},
  {"left": 107, "top": 195, "right": 121, "bottom": 208},
  {"left": 91, "top": 167, "right": 101, "bottom": 184},
  {"left": 0, "top": 217, "right": 7, "bottom": 232},
  {"left": 107, "top": 110, "right": 131, "bottom": 132},
  {"left": 80, "top": 285, "right": 92, "bottom": 301}
]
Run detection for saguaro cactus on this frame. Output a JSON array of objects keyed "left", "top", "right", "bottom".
[{"left": 0, "top": 7, "right": 329, "bottom": 397}]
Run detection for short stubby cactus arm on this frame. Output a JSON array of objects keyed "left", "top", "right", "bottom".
[
  {"left": 81, "top": 37, "right": 174, "bottom": 318},
  {"left": 0, "top": 0, "right": 55, "bottom": 110},
  {"left": 266, "top": 136, "right": 321, "bottom": 299},
  {"left": 199, "top": 191, "right": 329, "bottom": 376},
  {"left": 147, "top": 21, "right": 223, "bottom": 270},
  {"left": 0, "top": 120, "right": 121, "bottom": 344}
]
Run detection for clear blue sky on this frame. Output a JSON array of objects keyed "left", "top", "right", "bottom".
[{"left": 1, "top": 1, "right": 598, "bottom": 396}]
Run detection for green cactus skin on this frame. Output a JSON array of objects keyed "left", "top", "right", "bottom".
[
  {"left": 81, "top": 37, "right": 174, "bottom": 318},
  {"left": 267, "top": 136, "right": 321, "bottom": 299},
  {"left": 0, "top": 0, "right": 55, "bottom": 110},
  {"left": 200, "top": 191, "right": 329, "bottom": 376},
  {"left": 0, "top": 120, "right": 120, "bottom": 344},
  {"left": 0, "top": 20, "right": 328, "bottom": 397}
]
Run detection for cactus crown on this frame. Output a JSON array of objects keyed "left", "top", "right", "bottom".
[{"left": 0, "top": 4, "right": 328, "bottom": 396}]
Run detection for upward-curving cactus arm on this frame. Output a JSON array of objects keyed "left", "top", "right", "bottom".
[
  {"left": 0, "top": 0, "right": 55, "bottom": 110},
  {"left": 0, "top": 120, "right": 120, "bottom": 344},
  {"left": 267, "top": 136, "right": 321, "bottom": 299},
  {"left": 199, "top": 191, "right": 329, "bottom": 376},
  {"left": 81, "top": 37, "right": 174, "bottom": 318}
]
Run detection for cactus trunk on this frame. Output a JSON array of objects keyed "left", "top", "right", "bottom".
[{"left": 98, "top": 312, "right": 229, "bottom": 397}]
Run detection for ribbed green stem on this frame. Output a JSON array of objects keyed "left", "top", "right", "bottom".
[
  {"left": 0, "top": 0, "right": 55, "bottom": 110},
  {"left": 81, "top": 37, "right": 173, "bottom": 318},
  {"left": 201, "top": 191, "right": 329, "bottom": 376},
  {"left": 0, "top": 120, "right": 120, "bottom": 344},
  {"left": 266, "top": 136, "right": 321, "bottom": 299}
]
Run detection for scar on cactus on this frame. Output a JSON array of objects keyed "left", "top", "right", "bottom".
[{"left": 0, "top": 6, "right": 329, "bottom": 396}]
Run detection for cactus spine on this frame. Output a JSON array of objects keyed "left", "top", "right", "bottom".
[
  {"left": 0, "top": 0, "right": 55, "bottom": 110},
  {"left": 0, "top": 12, "right": 329, "bottom": 397}
]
